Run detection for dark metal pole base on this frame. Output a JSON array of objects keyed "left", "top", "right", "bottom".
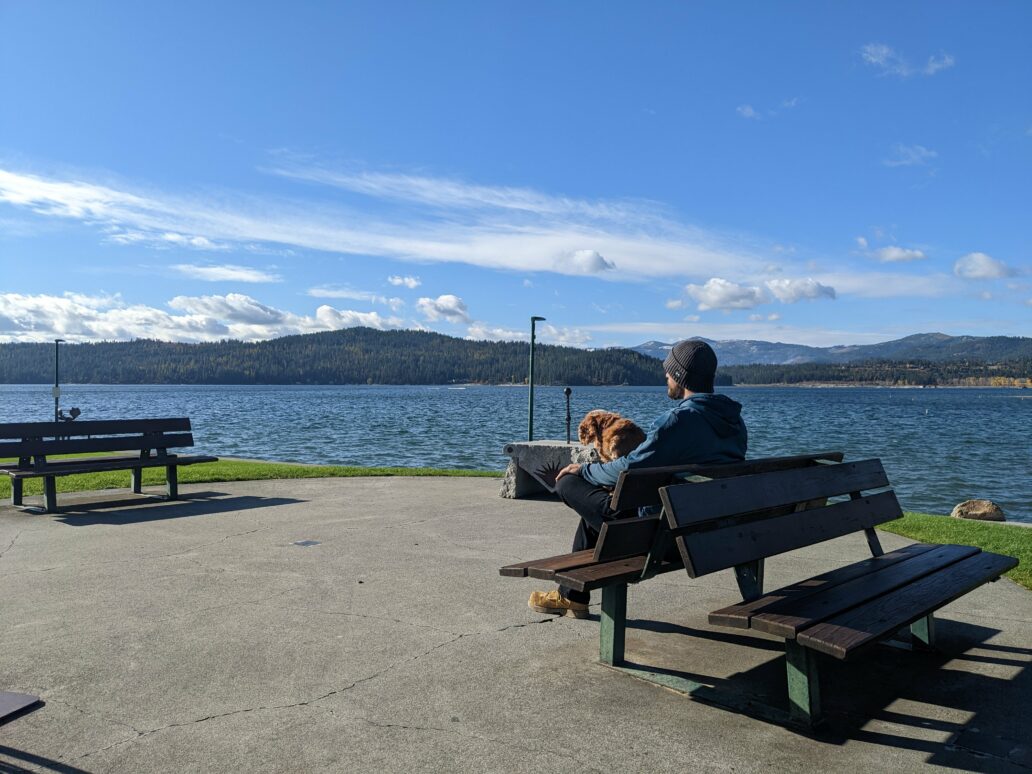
[{"left": 0, "top": 692, "right": 43, "bottom": 725}]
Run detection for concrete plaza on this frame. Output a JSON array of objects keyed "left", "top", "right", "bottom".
[{"left": 1, "top": 477, "right": 1030, "bottom": 772}]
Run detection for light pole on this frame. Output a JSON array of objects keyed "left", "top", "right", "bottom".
[
  {"left": 53, "top": 339, "right": 65, "bottom": 422},
  {"left": 528, "top": 316, "right": 545, "bottom": 441}
]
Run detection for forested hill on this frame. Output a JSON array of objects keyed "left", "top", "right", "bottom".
[{"left": 0, "top": 328, "right": 668, "bottom": 386}]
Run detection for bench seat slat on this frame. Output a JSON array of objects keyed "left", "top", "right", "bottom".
[
  {"left": 708, "top": 543, "right": 936, "bottom": 629},
  {"left": 554, "top": 555, "right": 686, "bottom": 592},
  {"left": 750, "top": 543, "right": 981, "bottom": 638},
  {"left": 6, "top": 455, "right": 218, "bottom": 479},
  {"left": 499, "top": 550, "right": 596, "bottom": 578},
  {"left": 674, "top": 490, "right": 903, "bottom": 578},
  {"left": 797, "top": 550, "right": 1018, "bottom": 660}
]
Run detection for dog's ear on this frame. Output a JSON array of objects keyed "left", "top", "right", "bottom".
[{"left": 578, "top": 410, "right": 606, "bottom": 445}]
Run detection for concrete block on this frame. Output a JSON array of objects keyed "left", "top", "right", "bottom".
[{"left": 500, "top": 440, "right": 599, "bottom": 498}]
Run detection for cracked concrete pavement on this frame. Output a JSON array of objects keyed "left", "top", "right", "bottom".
[{"left": 1, "top": 477, "right": 1031, "bottom": 773}]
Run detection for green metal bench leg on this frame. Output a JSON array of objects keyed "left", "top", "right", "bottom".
[
  {"left": 131, "top": 468, "right": 143, "bottom": 494},
  {"left": 11, "top": 478, "right": 23, "bottom": 506},
  {"left": 785, "top": 640, "right": 822, "bottom": 727},
  {"left": 600, "top": 583, "right": 627, "bottom": 666},
  {"left": 43, "top": 476, "right": 57, "bottom": 513},
  {"left": 911, "top": 614, "right": 936, "bottom": 650},
  {"left": 165, "top": 465, "right": 178, "bottom": 500}
]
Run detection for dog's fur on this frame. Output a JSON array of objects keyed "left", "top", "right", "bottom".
[{"left": 578, "top": 410, "right": 646, "bottom": 463}]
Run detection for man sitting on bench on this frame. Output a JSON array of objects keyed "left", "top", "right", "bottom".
[{"left": 528, "top": 339, "right": 749, "bottom": 618}]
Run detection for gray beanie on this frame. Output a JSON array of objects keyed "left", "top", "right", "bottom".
[{"left": 663, "top": 339, "right": 717, "bottom": 392}]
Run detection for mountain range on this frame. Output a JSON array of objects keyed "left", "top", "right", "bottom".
[{"left": 630, "top": 333, "right": 1032, "bottom": 366}]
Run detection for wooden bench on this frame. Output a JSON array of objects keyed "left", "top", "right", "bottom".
[
  {"left": 0, "top": 418, "right": 218, "bottom": 513},
  {"left": 501, "top": 455, "right": 1018, "bottom": 728}
]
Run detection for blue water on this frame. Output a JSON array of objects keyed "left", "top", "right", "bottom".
[{"left": 2, "top": 384, "right": 1029, "bottom": 522}]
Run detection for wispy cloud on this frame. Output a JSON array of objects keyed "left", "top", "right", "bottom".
[
  {"left": 307, "top": 286, "right": 404, "bottom": 310},
  {"left": 861, "top": 43, "right": 955, "bottom": 78},
  {"left": 736, "top": 104, "right": 760, "bottom": 120},
  {"left": 0, "top": 166, "right": 768, "bottom": 282},
  {"left": 172, "top": 263, "right": 282, "bottom": 282},
  {"left": 883, "top": 144, "right": 938, "bottom": 167},
  {"left": 874, "top": 246, "right": 926, "bottom": 263},
  {"left": 0, "top": 291, "right": 403, "bottom": 343}
]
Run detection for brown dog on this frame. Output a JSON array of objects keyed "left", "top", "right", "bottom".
[{"left": 578, "top": 410, "right": 646, "bottom": 463}]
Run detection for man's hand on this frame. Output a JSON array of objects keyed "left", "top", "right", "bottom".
[{"left": 555, "top": 463, "right": 582, "bottom": 482}]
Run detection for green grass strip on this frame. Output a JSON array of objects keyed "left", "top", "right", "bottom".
[
  {"left": 0, "top": 456, "right": 500, "bottom": 500},
  {"left": 881, "top": 512, "right": 1031, "bottom": 591}
]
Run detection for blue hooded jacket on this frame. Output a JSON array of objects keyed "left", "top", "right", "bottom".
[{"left": 581, "top": 393, "right": 748, "bottom": 492}]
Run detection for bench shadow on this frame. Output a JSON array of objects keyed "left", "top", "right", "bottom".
[
  {"left": 617, "top": 618, "right": 1031, "bottom": 770},
  {"left": 44, "top": 491, "right": 305, "bottom": 526},
  {"left": 0, "top": 745, "right": 92, "bottom": 774}
]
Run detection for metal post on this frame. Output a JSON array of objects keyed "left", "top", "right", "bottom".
[
  {"left": 53, "top": 338, "right": 65, "bottom": 422},
  {"left": 564, "top": 387, "right": 572, "bottom": 444},
  {"left": 528, "top": 316, "right": 545, "bottom": 441}
]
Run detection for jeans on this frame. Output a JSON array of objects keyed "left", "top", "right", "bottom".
[{"left": 554, "top": 473, "right": 635, "bottom": 604}]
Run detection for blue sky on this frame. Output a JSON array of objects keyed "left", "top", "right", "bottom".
[{"left": 1, "top": 1, "right": 1029, "bottom": 348}]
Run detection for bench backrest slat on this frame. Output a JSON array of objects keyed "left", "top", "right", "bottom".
[
  {"left": 659, "top": 459, "right": 889, "bottom": 529},
  {"left": 593, "top": 516, "right": 662, "bottom": 562},
  {"left": 610, "top": 451, "right": 844, "bottom": 511},
  {"left": 0, "top": 433, "right": 194, "bottom": 459},
  {"left": 675, "top": 491, "right": 902, "bottom": 577},
  {"left": 0, "top": 418, "right": 192, "bottom": 440}
]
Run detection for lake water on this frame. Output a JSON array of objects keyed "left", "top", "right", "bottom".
[{"left": 1, "top": 384, "right": 1029, "bottom": 522}]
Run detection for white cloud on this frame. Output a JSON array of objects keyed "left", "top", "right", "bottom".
[
  {"left": 765, "top": 277, "right": 836, "bottom": 303},
  {"left": 416, "top": 294, "right": 471, "bottom": 323},
  {"left": 781, "top": 97, "right": 801, "bottom": 109},
  {"left": 556, "top": 249, "right": 615, "bottom": 274},
  {"left": 767, "top": 312, "right": 781, "bottom": 321},
  {"left": 683, "top": 314, "right": 701, "bottom": 322},
  {"left": 953, "top": 252, "right": 1013, "bottom": 280},
  {"left": 522, "top": 279, "right": 533, "bottom": 288},
  {"left": 861, "top": 43, "right": 954, "bottom": 78},
  {"left": 0, "top": 291, "right": 402, "bottom": 343},
  {"left": 387, "top": 274, "right": 421, "bottom": 288},
  {"left": 171, "top": 263, "right": 282, "bottom": 282},
  {"left": 665, "top": 299, "right": 684, "bottom": 310},
  {"left": 883, "top": 144, "right": 938, "bottom": 167},
  {"left": 748, "top": 314, "right": 763, "bottom": 322},
  {"left": 466, "top": 324, "right": 527, "bottom": 342},
  {"left": 686, "top": 278, "right": 768, "bottom": 311},
  {"left": 874, "top": 246, "right": 926, "bottom": 263},
  {"left": 736, "top": 104, "right": 760, "bottom": 120},
  {"left": 856, "top": 236, "right": 869, "bottom": 249}
]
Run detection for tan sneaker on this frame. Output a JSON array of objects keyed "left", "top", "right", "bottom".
[{"left": 528, "top": 589, "right": 589, "bottom": 619}]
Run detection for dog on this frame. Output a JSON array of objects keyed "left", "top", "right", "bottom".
[{"left": 578, "top": 410, "right": 646, "bottom": 463}]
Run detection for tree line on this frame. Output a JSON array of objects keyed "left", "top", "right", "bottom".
[
  {"left": 0, "top": 329, "right": 671, "bottom": 386},
  {"left": 1, "top": 329, "right": 1025, "bottom": 386}
]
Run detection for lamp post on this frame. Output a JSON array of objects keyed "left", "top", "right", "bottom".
[
  {"left": 53, "top": 339, "right": 65, "bottom": 422},
  {"left": 528, "top": 316, "right": 545, "bottom": 441}
]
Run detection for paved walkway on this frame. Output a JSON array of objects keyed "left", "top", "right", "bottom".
[{"left": 1, "top": 478, "right": 1030, "bottom": 773}]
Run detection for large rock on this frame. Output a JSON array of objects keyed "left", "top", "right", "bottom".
[
  {"left": 500, "top": 440, "right": 599, "bottom": 498},
  {"left": 951, "top": 499, "right": 1006, "bottom": 522}
]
